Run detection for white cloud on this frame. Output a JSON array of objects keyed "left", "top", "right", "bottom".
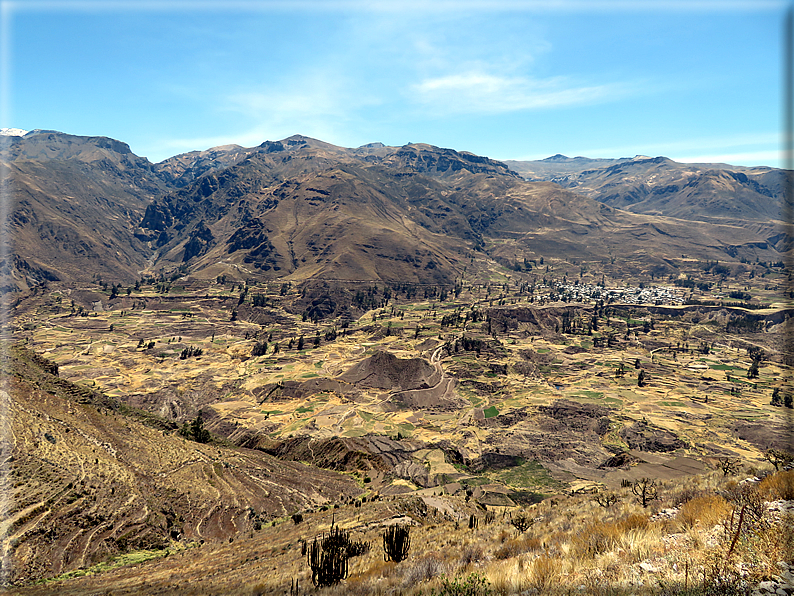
[{"left": 412, "top": 71, "right": 634, "bottom": 114}]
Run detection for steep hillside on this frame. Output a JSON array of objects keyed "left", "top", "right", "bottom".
[
  {"left": 1, "top": 131, "right": 171, "bottom": 291},
  {"left": 1, "top": 344, "right": 360, "bottom": 585},
  {"left": 137, "top": 140, "right": 781, "bottom": 285}
]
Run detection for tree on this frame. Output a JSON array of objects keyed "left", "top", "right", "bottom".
[
  {"left": 637, "top": 370, "right": 647, "bottom": 387},
  {"left": 764, "top": 448, "right": 793, "bottom": 471},
  {"left": 297, "top": 335, "right": 305, "bottom": 350},
  {"left": 510, "top": 511, "right": 533, "bottom": 533},
  {"left": 593, "top": 492, "right": 619, "bottom": 508},
  {"left": 632, "top": 477, "right": 658, "bottom": 508},
  {"left": 718, "top": 457, "right": 741, "bottom": 476}
]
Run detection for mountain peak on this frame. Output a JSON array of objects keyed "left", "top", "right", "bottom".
[
  {"left": 0, "top": 127, "right": 28, "bottom": 137},
  {"left": 543, "top": 154, "right": 570, "bottom": 162}
]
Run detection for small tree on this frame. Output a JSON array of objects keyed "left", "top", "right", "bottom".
[
  {"left": 510, "top": 511, "right": 532, "bottom": 533},
  {"left": 593, "top": 491, "right": 619, "bottom": 508},
  {"left": 383, "top": 524, "right": 411, "bottom": 563},
  {"left": 632, "top": 477, "right": 658, "bottom": 508},
  {"left": 719, "top": 457, "right": 741, "bottom": 476},
  {"left": 772, "top": 387, "right": 783, "bottom": 407},
  {"left": 764, "top": 448, "right": 794, "bottom": 471},
  {"left": 748, "top": 360, "right": 760, "bottom": 379},
  {"left": 637, "top": 370, "right": 647, "bottom": 387}
]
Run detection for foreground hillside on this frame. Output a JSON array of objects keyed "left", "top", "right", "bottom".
[
  {"left": 6, "top": 458, "right": 793, "bottom": 595},
  {"left": 1, "top": 345, "right": 360, "bottom": 585}
]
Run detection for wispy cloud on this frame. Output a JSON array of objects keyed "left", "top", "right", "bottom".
[
  {"left": 413, "top": 71, "right": 636, "bottom": 114},
  {"left": 150, "top": 71, "right": 381, "bottom": 158}
]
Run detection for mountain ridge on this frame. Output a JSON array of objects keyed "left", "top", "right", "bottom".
[{"left": 3, "top": 129, "right": 787, "bottom": 292}]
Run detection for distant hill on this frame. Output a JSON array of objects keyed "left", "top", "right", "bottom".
[
  {"left": 506, "top": 154, "right": 787, "bottom": 228},
  {"left": 3, "top": 131, "right": 787, "bottom": 291}
]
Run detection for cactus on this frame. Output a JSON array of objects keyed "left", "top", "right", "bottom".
[
  {"left": 468, "top": 514, "right": 478, "bottom": 530},
  {"left": 307, "top": 536, "right": 348, "bottom": 587},
  {"left": 383, "top": 524, "right": 411, "bottom": 563}
]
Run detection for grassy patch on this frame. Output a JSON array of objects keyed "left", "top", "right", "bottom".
[
  {"left": 483, "top": 405, "right": 499, "bottom": 418},
  {"left": 574, "top": 390, "right": 604, "bottom": 400},
  {"left": 495, "top": 460, "right": 566, "bottom": 492},
  {"left": 37, "top": 547, "right": 176, "bottom": 584}
]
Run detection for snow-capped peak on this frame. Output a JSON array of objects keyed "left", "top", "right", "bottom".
[{"left": 0, "top": 128, "right": 28, "bottom": 137}]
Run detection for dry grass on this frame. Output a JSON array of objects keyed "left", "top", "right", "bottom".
[
  {"left": 677, "top": 494, "right": 732, "bottom": 530},
  {"left": 758, "top": 469, "right": 794, "bottom": 501},
  {"left": 8, "top": 468, "right": 793, "bottom": 596}
]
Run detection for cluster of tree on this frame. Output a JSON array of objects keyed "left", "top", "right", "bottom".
[
  {"left": 179, "top": 346, "right": 203, "bottom": 359},
  {"left": 251, "top": 293, "right": 269, "bottom": 307},
  {"left": 725, "top": 316, "right": 764, "bottom": 334},
  {"left": 700, "top": 260, "right": 731, "bottom": 276},
  {"left": 352, "top": 287, "right": 382, "bottom": 310},
  {"left": 179, "top": 411, "right": 211, "bottom": 443},
  {"left": 674, "top": 278, "right": 712, "bottom": 291},
  {"left": 728, "top": 290, "right": 752, "bottom": 301}
]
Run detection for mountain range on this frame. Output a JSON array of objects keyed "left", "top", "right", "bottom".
[{"left": 2, "top": 130, "right": 787, "bottom": 292}]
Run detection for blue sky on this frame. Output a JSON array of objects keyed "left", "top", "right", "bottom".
[{"left": 1, "top": 1, "right": 786, "bottom": 166}]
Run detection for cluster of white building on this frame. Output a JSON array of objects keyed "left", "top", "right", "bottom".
[{"left": 541, "top": 283, "right": 685, "bottom": 306}]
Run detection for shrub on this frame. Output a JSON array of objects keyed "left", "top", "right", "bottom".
[
  {"left": 457, "top": 543, "right": 484, "bottom": 567},
  {"left": 530, "top": 555, "right": 563, "bottom": 591},
  {"left": 571, "top": 521, "right": 621, "bottom": 558},
  {"left": 677, "top": 494, "right": 731, "bottom": 529},
  {"left": 402, "top": 553, "right": 446, "bottom": 587},
  {"left": 758, "top": 470, "right": 794, "bottom": 501},
  {"left": 431, "top": 572, "right": 492, "bottom": 596}
]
